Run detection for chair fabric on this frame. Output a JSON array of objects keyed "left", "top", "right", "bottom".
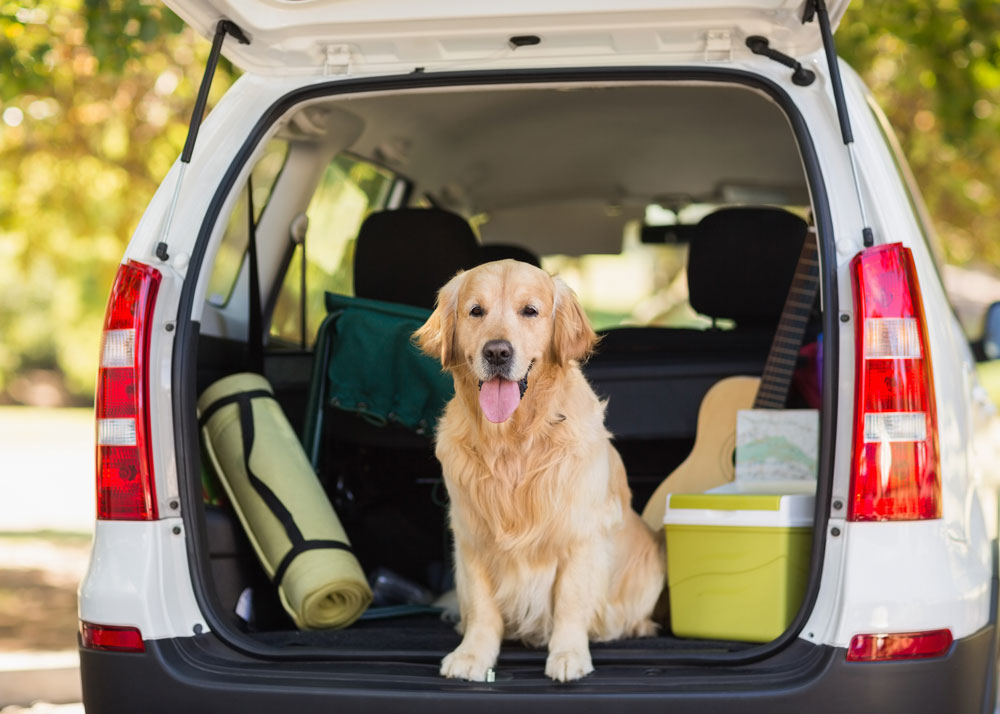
[{"left": 320, "top": 292, "right": 453, "bottom": 437}]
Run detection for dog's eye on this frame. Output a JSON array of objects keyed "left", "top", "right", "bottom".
[
  {"left": 521, "top": 305, "right": 538, "bottom": 317},
  {"left": 470, "top": 305, "right": 484, "bottom": 317}
]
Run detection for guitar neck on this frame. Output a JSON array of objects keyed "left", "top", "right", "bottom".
[{"left": 753, "top": 232, "right": 819, "bottom": 410}]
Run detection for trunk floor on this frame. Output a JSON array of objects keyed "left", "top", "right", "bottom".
[{"left": 252, "top": 614, "right": 753, "bottom": 660}]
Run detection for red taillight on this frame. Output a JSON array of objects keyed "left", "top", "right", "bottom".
[
  {"left": 95, "top": 261, "right": 161, "bottom": 521},
  {"left": 849, "top": 244, "right": 940, "bottom": 521},
  {"left": 80, "top": 621, "right": 146, "bottom": 653},
  {"left": 846, "top": 629, "right": 952, "bottom": 662}
]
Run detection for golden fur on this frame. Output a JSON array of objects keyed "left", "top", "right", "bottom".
[{"left": 414, "top": 259, "right": 665, "bottom": 682}]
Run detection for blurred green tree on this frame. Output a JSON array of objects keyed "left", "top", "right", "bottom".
[
  {"left": 0, "top": 1, "right": 997, "bottom": 403},
  {"left": 0, "top": 0, "right": 227, "bottom": 402},
  {"left": 838, "top": 0, "right": 1000, "bottom": 267}
]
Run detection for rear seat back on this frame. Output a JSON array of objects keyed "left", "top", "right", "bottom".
[
  {"left": 354, "top": 208, "right": 480, "bottom": 310},
  {"left": 585, "top": 206, "right": 810, "bottom": 440},
  {"left": 687, "top": 207, "right": 808, "bottom": 331}
]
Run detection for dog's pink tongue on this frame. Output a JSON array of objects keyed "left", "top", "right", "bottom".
[{"left": 478, "top": 378, "right": 521, "bottom": 423}]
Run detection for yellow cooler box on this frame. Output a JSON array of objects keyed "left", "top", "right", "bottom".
[{"left": 664, "top": 491, "right": 814, "bottom": 643}]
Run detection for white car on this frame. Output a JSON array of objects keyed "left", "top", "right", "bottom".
[{"left": 78, "top": 1, "right": 1000, "bottom": 711}]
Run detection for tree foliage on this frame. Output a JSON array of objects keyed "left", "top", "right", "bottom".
[
  {"left": 0, "top": 1, "right": 997, "bottom": 403},
  {"left": 0, "top": 0, "right": 229, "bottom": 402},
  {"left": 838, "top": 0, "right": 1000, "bottom": 267}
]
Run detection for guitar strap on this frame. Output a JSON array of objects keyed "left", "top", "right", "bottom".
[{"left": 752, "top": 229, "right": 820, "bottom": 409}]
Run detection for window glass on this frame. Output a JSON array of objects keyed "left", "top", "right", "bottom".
[
  {"left": 542, "top": 230, "right": 698, "bottom": 332},
  {"left": 206, "top": 140, "right": 289, "bottom": 306},
  {"left": 269, "top": 154, "right": 395, "bottom": 347},
  {"left": 544, "top": 204, "right": 809, "bottom": 331}
]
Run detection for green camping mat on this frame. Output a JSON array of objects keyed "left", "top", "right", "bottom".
[
  {"left": 198, "top": 373, "right": 372, "bottom": 629},
  {"left": 324, "top": 292, "right": 454, "bottom": 436}
]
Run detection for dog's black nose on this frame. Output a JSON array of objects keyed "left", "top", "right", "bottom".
[{"left": 482, "top": 340, "right": 513, "bottom": 367}]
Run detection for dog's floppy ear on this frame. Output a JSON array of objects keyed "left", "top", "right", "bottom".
[
  {"left": 550, "top": 277, "right": 598, "bottom": 365},
  {"left": 414, "top": 270, "right": 465, "bottom": 368}
]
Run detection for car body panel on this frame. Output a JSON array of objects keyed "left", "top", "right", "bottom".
[
  {"left": 77, "top": 11, "right": 1000, "bottom": 703},
  {"left": 78, "top": 520, "right": 207, "bottom": 640},
  {"left": 96, "top": 54, "right": 998, "bottom": 649},
  {"left": 798, "top": 61, "right": 997, "bottom": 649},
  {"left": 162, "top": 0, "right": 848, "bottom": 75}
]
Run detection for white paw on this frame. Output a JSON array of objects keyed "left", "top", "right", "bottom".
[
  {"left": 440, "top": 647, "right": 495, "bottom": 681},
  {"left": 545, "top": 648, "right": 594, "bottom": 682}
]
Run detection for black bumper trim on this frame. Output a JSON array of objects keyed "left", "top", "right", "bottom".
[{"left": 80, "top": 625, "right": 995, "bottom": 713}]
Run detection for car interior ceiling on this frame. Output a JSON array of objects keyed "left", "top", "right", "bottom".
[{"left": 194, "top": 81, "right": 820, "bottom": 653}]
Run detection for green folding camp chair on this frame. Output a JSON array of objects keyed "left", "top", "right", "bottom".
[{"left": 301, "top": 292, "right": 454, "bottom": 470}]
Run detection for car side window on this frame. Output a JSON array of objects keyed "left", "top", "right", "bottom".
[
  {"left": 205, "top": 139, "right": 289, "bottom": 307},
  {"left": 269, "top": 154, "right": 396, "bottom": 348}
]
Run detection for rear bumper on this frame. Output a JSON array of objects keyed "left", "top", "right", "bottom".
[{"left": 80, "top": 624, "right": 996, "bottom": 714}]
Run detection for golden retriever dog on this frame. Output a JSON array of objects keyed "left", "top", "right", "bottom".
[{"left": 414, "top": 259, "right": 665, "bottom": 682}]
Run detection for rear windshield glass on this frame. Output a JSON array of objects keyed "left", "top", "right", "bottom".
[{"left": 539, "top": 204, "right": 809, "bottom": 331}]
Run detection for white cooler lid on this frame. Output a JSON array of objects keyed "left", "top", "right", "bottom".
[{"left": 664, "top": 484, "right": 815, "bottom": 529}]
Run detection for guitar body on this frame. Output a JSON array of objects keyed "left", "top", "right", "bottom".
[{"left": 640, "top": 376, "right": 760, "bottom": 531}]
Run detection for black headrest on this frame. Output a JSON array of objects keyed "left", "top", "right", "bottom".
[
  {"left": 687, "top": 207, "right": 809, "bottom": 326},
  {"left": 478, "top": 243, "right": 542, "bottom": 268},
  {"left": 354, "top": 208, "right": 480, "bottom": 310}
]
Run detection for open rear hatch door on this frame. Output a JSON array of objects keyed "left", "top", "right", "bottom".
[{"left": 162, "top": 0, "right": 849, "bottom": 75}]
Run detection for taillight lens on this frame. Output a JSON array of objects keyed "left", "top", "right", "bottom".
[
  {"left": 849, "top": 244, "right": 940, "bottom": 521},
  {"left": 95, "top": 261, "right": 161, "bottom": 520},
  {"left": 846, "top": 629, "right": 952, "bottom": 662},
  {"left": 80, "top": 621, "right": 146, "bottom": 653}
]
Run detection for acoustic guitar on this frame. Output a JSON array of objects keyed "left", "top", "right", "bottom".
[{"left": 640, "top": 232, "right": 820, "bottom": 531}]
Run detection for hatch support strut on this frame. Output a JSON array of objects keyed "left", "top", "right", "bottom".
[
  {"left": 804, "top": 0, "right": 874, "bottom": 247},
  {"left": 155, "top": 20, "right": 249, "bottom": 263}
]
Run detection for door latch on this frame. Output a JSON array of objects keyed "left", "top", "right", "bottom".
[
  {"left": 324, "top": 44, "right": 354, "bottom": 75},
  {"left": 704, "top": 30, "right": 732, "bottom": 62}
]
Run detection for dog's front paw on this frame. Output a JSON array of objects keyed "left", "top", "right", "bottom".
[
  {"left": 440, "top": 647, "right": 495, "bottom": 681},
  {"left": 545, "top": 648, "right": 594, "bottom": 682}
]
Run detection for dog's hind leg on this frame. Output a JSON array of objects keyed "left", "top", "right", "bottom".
[{"left": 617, "top": 515, "right": 666, "bottom": 638}]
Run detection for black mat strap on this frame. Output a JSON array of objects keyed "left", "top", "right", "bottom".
[
  {"left": 235, "top": 395, "right": 304, "bottom": 546},
  {"left": 273, "top": 539, "right": 355, "bottom": 586},
  {"left": 198, "top": 389, "right": 274, "bottom": 429}
]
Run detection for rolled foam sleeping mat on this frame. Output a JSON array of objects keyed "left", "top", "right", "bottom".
[{"left": 198, "top": 373, "right": 372, "bottom": 629}]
